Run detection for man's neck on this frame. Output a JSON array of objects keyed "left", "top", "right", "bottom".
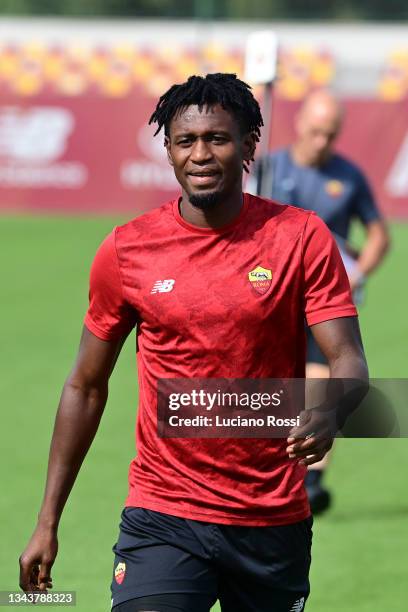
[
  {"left": 290, "top": 143, "right": 330, "bottom": 168},
  {"left": 180, "top": 190, "right": 244, "bottom": 229}
]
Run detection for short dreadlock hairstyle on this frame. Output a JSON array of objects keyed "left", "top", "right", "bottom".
[{"left": 149, "top": 73, "right": 263, "bottom": 171}]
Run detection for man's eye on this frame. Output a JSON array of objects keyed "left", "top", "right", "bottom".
[
  {"left": 212, "top": 136, "right": 227, "bottom": 143},
  {"left": 177, "top": 139, "right": 192, "bottom": 146}
]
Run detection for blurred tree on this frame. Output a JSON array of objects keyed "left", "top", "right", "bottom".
[
  {"left": 225, "top": 0, "right": 285, "bottom": 20},
  {"left": 0, "top": 0, "right": 407, "bottom": 20},
  {"left": 1, "top": 0, "right": 34, "bottom": 12},
  {"left": 225, "top": 0, "right": 408, "bottom": 19}
]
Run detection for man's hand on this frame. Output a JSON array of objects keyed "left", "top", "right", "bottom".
[
  {"left": 348, "top": 273, "right": 363, "bottom": 293},
  {"left": 286, "top": 407, "right": 336, "bottom": 467},
  {"left": 19, "top": 525, "right": 58, "bottom": 592},
  {"left": 286, "top": 317, "right": 369, "bottom": 467}
]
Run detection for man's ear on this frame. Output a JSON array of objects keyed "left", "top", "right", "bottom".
[{"left": 164, "top": 135, "right": 174, "bottom": 166}]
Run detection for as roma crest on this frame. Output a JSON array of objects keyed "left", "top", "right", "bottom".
[
  {"left": 248, "top": 266, "right": 272, "bottom": 295},
  {"left": 114, "top": 562, "right": 126, "bottom": 585},
  {"left": 325, "top": 179, "right": 344, "bottom": 197}
]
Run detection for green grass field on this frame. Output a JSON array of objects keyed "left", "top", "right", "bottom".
[{"left": 1, "top": 217, "right": 407, "bottom": 611}]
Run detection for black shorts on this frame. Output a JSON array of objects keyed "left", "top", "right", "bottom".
[
  {"left": 111, "top": 507, "right": 313, "bottom": 612},
  {"left": 306, "top": 326, "right": 327, "bottom": 366}
]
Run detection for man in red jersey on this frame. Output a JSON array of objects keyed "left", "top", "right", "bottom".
[{"left": 19, "top": 74, "right": 368, "bottom": 612}]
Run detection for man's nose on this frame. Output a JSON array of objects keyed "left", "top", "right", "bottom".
[{"left": 190, "top": 139, "right": 213, "bottom": 163}]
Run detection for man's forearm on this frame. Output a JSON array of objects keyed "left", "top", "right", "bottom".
[
  {"left": 37, "top": 380, "right": 108, "bottom": 530},
  {"left": 355, "top": 222, "right": 390, "bottom": 278},
  {"left": 326, "top": 353, "right": 369, "bottom": 431}
]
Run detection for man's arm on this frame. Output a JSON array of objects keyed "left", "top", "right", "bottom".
[
  {"left": 287, "top": 316, "right": 368, "bottom": 465},
  {"left": 19, "top": 326, "right": 128, "bottom": 593},
  {"left": 349, "top": 219, "right": 390, "bottom": 290}
]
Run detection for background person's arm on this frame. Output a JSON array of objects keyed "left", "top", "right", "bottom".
[
  {"left": 349, "top": 219, "right": 390, "bottom": 289},
  {"left": 348, "top": 164, "right": 391, "bottom": 289},
  {"left": 287, "top": 316, "right": 368, "bottom": 465},
  {"left": 19, "top": 326, "right": 128, "bottom": 593}
]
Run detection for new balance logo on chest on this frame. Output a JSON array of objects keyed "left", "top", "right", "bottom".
[{"left": 151, "top": 279, "right": 175, "bottom": 294}]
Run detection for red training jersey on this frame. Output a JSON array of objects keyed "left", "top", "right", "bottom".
[{"left": 85, "top": 194, "right": 357, "bottom": 526}]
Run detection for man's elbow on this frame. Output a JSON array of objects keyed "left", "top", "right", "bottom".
[
  {"left": 355, "top": 355, "right": 369, "bottom": 382},
  {"left": 378, "top": 223, "right": 391, "bottom": 258},
  {"left": 63, "top": 374, "right": 109, "bottom": 412},
  {"left": 329, "top": 348, "right": 369, "bottom": 382},
  {"left": 346, "top": 352, "right": 368, "bottom": 382},
  {"left": 382, "top": 231, "right": 391, "bottom": 257}
]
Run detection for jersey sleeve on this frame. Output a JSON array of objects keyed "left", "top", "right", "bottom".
[
  {"left": 302, "top": 213, "right": 358, "bottom": 326},
  {"left": 84, "top": 229, "right": 137, "bottom": 341},
  {"left": 352, "top": 169, "right": 381, "bottom": 225}
]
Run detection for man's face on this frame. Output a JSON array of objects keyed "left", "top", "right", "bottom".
[
  {"left": 165, "top": 104, "right": 254, "bottom": 208},
  {"left": 296, "top": 107, "right": 341, "bottom": 166}
]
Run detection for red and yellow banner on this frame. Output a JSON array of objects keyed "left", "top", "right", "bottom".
[{"left": 0, "top": 42, "right": 407, "bottom": 217}]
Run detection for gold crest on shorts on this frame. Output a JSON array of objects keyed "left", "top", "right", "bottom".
[{"left": 114, "top": 562, "right": 126, "bottom": 585}]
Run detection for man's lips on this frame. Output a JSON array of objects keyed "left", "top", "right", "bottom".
[
  {"left": 187, "top": 170, "right": 220, "bottom": 177},
  {"left": 187, "top": 170, "right": 220, "bottom": 186}
]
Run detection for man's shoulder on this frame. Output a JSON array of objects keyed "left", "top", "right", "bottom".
[
  {"left": 330, "top": 153, "right": 367, "bottom": 182},
  {"left": 115, "top": 199, "right": 175, "bottom": 240},
  {"left": 270, "top": 147, "right": 289, "bottom": 160},
  {"left": 258, "top": 147, "right": 289, "bottom": 165}
]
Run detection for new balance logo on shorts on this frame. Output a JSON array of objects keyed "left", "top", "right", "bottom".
[
  {"left": 290, "top": 597, "right": 305, "bottom": 612},
  {"left": 151, "top": 279, "right": 175, "bottom": 294}
]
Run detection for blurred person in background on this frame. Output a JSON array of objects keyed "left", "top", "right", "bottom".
[{"left": 247, "top": 89, "right": 390, "bottom": 515}]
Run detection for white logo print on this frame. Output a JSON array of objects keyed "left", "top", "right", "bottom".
[
  {"left": 151, "top": 279, "right": 175, "bottom": 294},
  {"left": 0, "top": 106, "right": 87, "bottom": 188},
  {"left": 0, "top": 106, "right": 74, "bottom": 162},
  {"left": 290, "top": 597, "right": 305, "bottom": 612},
  {"left": 121, "top": 122, "right": 178, "bottom": 189}
]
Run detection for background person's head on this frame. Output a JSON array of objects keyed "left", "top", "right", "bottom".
[
  {"left": 149, "top": 73, "right": 263, "bottom": 209},
  {"left": 294, "top": 89, "right": 343, "bottom": 167}
]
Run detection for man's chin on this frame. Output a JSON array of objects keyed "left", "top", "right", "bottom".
[{"left": 188, "top": 190, "right": 223, "bottom": 210}]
